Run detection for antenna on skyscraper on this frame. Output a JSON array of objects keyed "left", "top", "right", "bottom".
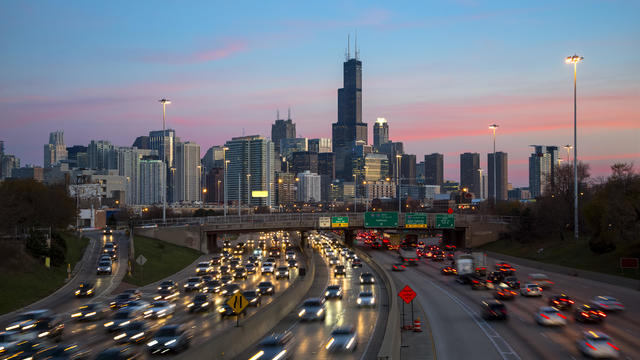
[
  {"left": 355, "top": 31, "right": 359, "bottom": 60},
  {"left": 347, "top": 34, "right": 351, "bottom": 60},
  {"left": 287, "top": 107, "right": 291, "bottom": 120},
  {"left": 277, "top": 109, "right": 280, "bottom": 120}
]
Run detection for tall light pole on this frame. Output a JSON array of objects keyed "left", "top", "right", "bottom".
[
  {"left": 566, "top": 54, "right": 583, "bottom": 241},
  {"left": 396, "top": 154, "right": 402, "bottom": 213},
  {"left": 247, "top": 173, "right": 251, "bottom": 214},
  {"left": 159, "top": 98, "right": 171, "bottom": 224},
  {"left": 223, "top": 147, "right": 229, "bottom": 217},
  {"left": 353, "top": 173, "right": 357, "bottom": 213},
  {"left": 489, "top": 124, "right": 499, "bottom": 203},
  {"left": 563, "top": 144, "right": 573, "bottom": 163}
]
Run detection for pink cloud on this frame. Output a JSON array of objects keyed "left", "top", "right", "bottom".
[{"left": 138, "top": 40, "right": 247, "bottom": 65}]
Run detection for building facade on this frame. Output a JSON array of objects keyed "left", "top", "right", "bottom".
[
  {"left": 224, "top": 135, "right": 275, "bottom": 207},
  {"left": 175, "top": 142, "right": 201, "bottom": 203},
  {"left": 297, "top": 171, "right": 321, "bottom": 202},
  {"left": 424, "top": 153, "right": 444, "bottom": 186},
  {"left": 460, "top": 152, "right": 481, "bottom": 196},
  {"left": 488, "top": 151, "right": 508, "bottom": 201},
  {"left": 373, "top": 117, "right": 389, "bottom": 149}
]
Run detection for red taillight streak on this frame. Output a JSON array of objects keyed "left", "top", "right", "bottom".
[
  {"left": 581, "top": 312, "right": 588, "bottom": 317},
  {"left": 585, "top": 342, "right": 596, "bottom": 351},
  {"left": 598, "top": 311, "right": 606, "bottom": 317},
  {"left": 540, "top": 313, "right": 549, "bottom": 319},
  {"left": 607, "top": 342, "right": 619, "bottom": 350},
  {"left": 557, "top": 313, "right": 567, "bottom": 319}
]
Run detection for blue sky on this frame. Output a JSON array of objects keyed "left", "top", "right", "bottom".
[{"left": 1, "top": 0, "right": 639, "bottom": 185}]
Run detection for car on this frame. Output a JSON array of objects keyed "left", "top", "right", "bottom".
[
  {"left": 219, "top": 265, "right": 230, "bottom": 275},
  {"left": 245, "top": 264, "right": 257, "bottom": 274},
  {"left": 328, "top": 257, "right": 340, "bottom": 266},
  {"left": 146, "top": 325, "right": 192, "bottom": 354},
  {"left": 202, "top": 280, "right": 222, "bottom": 294},
  {"left": 220, "top": 284, "right": 242, "bottom": 297},
  {"left": 334, "top": 265, "right": 346, "bottom": 277},
  {"left": 157, "top": 280, "right": 178, "bottom": 291},
  {"left": 95, "top": 346, "right": 141, "bottom": 359},
  {"left": 4, "top": 310, "right": 52, "bottom": 332},
  {"left": 359, "top": 273, "right": 375, "bottom": 285},
  {"left": 74, "top": 282, "right": 95, "bottom": 297},
  {"left": 234, "top": 269, "right": 248, "bottom": 280},
  {"left": 143, "top": 301, "right": 176, "bottom": 319},
  {"left": 258, "top": 281, "right": 275, "bottom": 296},
  {"left": 195, "top": 262, "right": 213, "bottom": 275},
  {"left": 70, "top": 303, "right": 110, "bottom": 321},
  {"left": 535, "top": 306, "right": 567, "bottom": 326},
  {"left": 251, "top": 332, "right": 293, "bottom": 360},
  {"left": 218, "top": 303, "right": 244, "bottom": 318},
  {"left": 520, "top": 283, "right": 543, "bottom": 297},
  {"left": 153, "top": 288, "right": 179, "bottom": 302},
  {"left": 324, "top": 285, "right": 343, "bottom": 300},
  {"left": 0, "top": 338, "right": 46, "bottom": 359},
  {"left": 431, "top": 250, "right": 446, "bottom": 261},
  {"left": 298, "top": 298, "right": 326, "bottom": 321},
  {"left": 107, "top": 249, "right": 118, "bottom": 261},
  {"left": 211, "top": 254, "right": 222, "bottom": 265},
  {"left": 528, "top": 273, "right": 553, "bottom": 288},
  {"left": 0, "top": 331, "right": 20, "bottom": 354},
  {"left": 112, "top": 321, "right": 150, "bottom": 344},
  {"left": 220, "top": 274, "right": 234, "bottom": 285},
  {"left": 487, "top": 271, "right": 505, "bottom": 286},
  {"left": 351, "top": 259, "right": 363, "bottom": 268},
  {"left": 392, "top": 263, "right": 407, "bottom": 272},
  {"left": 103, "top": 243, "right": 116, "bottom": 253},
  {"left": 97, "top": 260, "right": 113, "bottom": 275},
  {"left": 591, "top": 296, "right": 625, "bottom": 311},
  {"left": 122, "top": 289, "right": 142, "bottom": 300},
  {"left": 124, "top": 300, "right": 150, "bottom": 313},
  {"left": 502, "top": 276, "right": 520, "bottom": 289},
  {"left": 104, "top": 309, "right": 142, "bottom": 332},
  {"left": 242, "top": 290, "right": 262, "bottom": 307},
  {"left": 548, "top": 294, "right": 574, "bottom": 310},
  {"left": 187, "top": 294, "right": 212, "bottom": 313},
  {"left": 440, "top": 266, "right": 456, "bottom": 275},
  {"left": 285, "top": 251, "right": 296, "bottom": 260},
  {"left": 470, "top": 276, "right": 487, "bottom": 290},
  {"left": 99, "top": 254, "right": 112, "bottom": 262},
  {"left": 268, "top": 247, "right": 281, "bottom": 257},
  {"left": 103, "top": 227, "right": 113, "bottom": 235},
  {"left": 287, "top": 259, "right": 298, "bottom": 268},
  {"left": 575, "top": 304, "right": 607, "bottom": 323},
  {"left": 577, "top": 331, "right": 619, "bottom": 358},
  {"left": 481, "top": 300, "right": 508, "bottom": 320},
  {"left": 275, "top": 266, "right": 290, "bottom": 279},
  {"left": 262, "top": 263, "right": 275, "bottom": 275},
  {"left": 494, "top": 285, "right": 518, "bottom": 300},
  {"left": 30, "top": 343, "right": 90, "bottom": 359},
  {"left": 111, "top": 293, "right": 135, "bottom": 309},
  {"left": 325, "top": 326, "right": 358, "bottom": 352},
  {"left": 356, "top": 292, "right": 375, "bottom": 307},
  {"left": 20, "top": 316, "right": 65, "bottom": 342}
]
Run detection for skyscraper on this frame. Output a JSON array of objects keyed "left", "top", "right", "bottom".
[
  {"left": 149, "top": 129, "right": 176, "bottom": 168},
  {"left": 460, "top": 152, "right": 481, "bottom": 196},
  {"left": 424, "top": 153, "right": 444, "bottom": 186},
  {"left": 67, "top": 145, "right": 88, "bottom": 169},
  {"left": 529, "top": 145, "right": 558, "bottom": 198},
  {"left": 297, "top": 171, "right": 321, "bottom": 202},
  {"left": 271, "top": 111, "right": 296, "bottom": 154},
  {"left": 332, "top": 48, "right": 367, "bottom": 180},
  {"left": 291, "top": 151, "right": 318, "bottom": 175},
  {"left": 308, "top": 138, "right": 332, "bottom": 153},
  {"left": 224, "top": 135, "right": 275, "bottom": 207},
  {"left": 139, "top": 160, "right": 165, "bottom": 205},
  {"left": 175, "top": 141, "right": 202, "bottom": 203},
  {"left": 88, "top": 140, "right": 117, "bottom": 170},
  {"left": 44, "top": 130, "right": 68, "bottom": 168},
  {"left": 400, "top": 154, "right": 417, "bottom": 185},
  {"left": 373, "top": 118, "right": 389, "bottom": 149},
  {"left": 201, "top": 145, "right": 226, "bottom": 171},
  {"left": 488, "top": 152, "right": 508, "bottom": 201},
  {"left": 379, "top": 141, "right": 404, "bottom": 180}
]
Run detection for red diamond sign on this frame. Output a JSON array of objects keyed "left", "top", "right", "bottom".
[
  {"left": 398, "top": 285, "right": 416, "bottom": 304},
  {"left": 447, "top": 207, "right": 454, "bottom": 214}
]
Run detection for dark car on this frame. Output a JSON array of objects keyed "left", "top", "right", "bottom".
[
  {"left": 112, "top": 321, "right": 150, "bottom": 344},
  {"left": 487, "top": 271, "right": 505, "bottom": 285},
  {"left": 258, "top": 281, "right": 275, "bottom": 296},
  {"left": 359, "top": 273, "right": 375, "bottom": 285},
  {"left": 187, "top": 294, "right": 212, "bottom": 313},
  {"left": 502, "top": 276, "right": 520, "bottom": 289},
  {"left": 31, "top": 343, "right": 90, "bottom": 359},
  {"left": 183, "top": 277, "right": 204, "bottom": 292},
  {"left": 202, "top": 280, "right": 222, "bottom": 294},
  {"left": 494, "top": 286, "right": 518, "bottom": 300},
  {"left": 122, "top": 289, "right": 142, "bottom": 300},
  {"left": 1, "top": 340, "right": 47, "bottom": 360},
  {"left": 481, "top": 300, "right": 508, "bottom": 320},
  {"left": 549, "top": 294, "right": 574, "bottom": 310},
  {"left": 111, "top": 293, "right": 135, "bottom": 309},
  {"left": 146, "top": 325, "right": 192, "bottom": 354},
  {"left": 95, "top": 346, "right": 141, "bottom": 360},
  {"left": 440, "top": 266, "right": 456, "bottom": 275},
  {"left": 470, "top": 276, "right": 487, "bottom": 290},
  {"left": 234, "top": 269, "right": 248, "bottom": 280},
  {"left": 220, "top": 284, "right": 241, "bottom": 297},
  {"left": 153, "top": 288, "right": 179, "bottom": 302},
  {"left": 242, "top": 290, "right": 262, "bottom": 307},
  {"left": 334, "top": 265, "right": 346, "bottom": 277},
  {"left": 218, "top": 304, "right": 245, "bottom": 318},
  {"left": 575, "top": 304, "right": 606, "bottom": 323},
  {"left": 157, "top": 280, "right": 177, "bottom": 292},
  {"left": 351, "top": 260, "right": 363, "bottom": 268},
  {"left": 74, "top": 282, "right": 95, "bottom": 297},
  {"left": 30, "top": 316, "right": 65, "bottom": 342}
]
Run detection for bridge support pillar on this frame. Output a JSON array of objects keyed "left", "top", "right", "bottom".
[
  {"left": 344, "top": 230, "right": 354, "bottom": 247},
  {"left": 300, "top": 231, "right": 308, "bottom": 248},
  {"left": 206, "top": 232, "right": 218, "bottom": 253}
]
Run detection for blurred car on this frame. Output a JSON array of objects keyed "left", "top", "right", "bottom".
[
  {"left": 234, "top": 269, "right": 248, "bottom": 280},
  {"left": 591, "top": 296, "right": 625, "bottom": 311},
  {"left": 70, "top": 303, "right": 109, "bottom": 321},
  {"left": 481, "top": 300, "right": 507, "bottom": 320},
  {"left": 328, "top": 257, "right": 340, "bottom": 266},
  {"left": 220, "top": 275, "right": 234, "bottom": 285},
  {"left": 431, "top": 251, "right": 446, "bottom": 261},
  {"left": 195, "top": 262, "right": 213, "bottom": 275},
  {"left": 251, "top": 331, "right": 293, "bottom": 360},
  {"left": 107, "top": 250, "right": 118, "bottom": 261},
  {"left": 124, "top": 300, "right": 150, "bottom": 313},
  {"left": 0, "top": 339, "right": 45, "bottom": 359},
  {"left": 520, "top": 283, "right": 542, "bottom": 297},
  {"left": 285, "top": 251, "right": 296, "bottom": 260},
  {"left": 187, "top": 294, "right": 212, "bottom": 313},
  {"left": 351, "top": 259, "right": 363, "bottom": 268},
  {"left": 202, "top": 280, "right": 222, "bottom": 294},
  {"left": 183, "top": 277, "right": 204, "bottom": 292},
  {"left": 103, "top": 227, "right": 113, "bottom": 235},
  {"left": 94, "top": 345, "right": 141, "bottom": 360},
  {"left": 220, "top": 284, "right": 241, "bottom": 297},
  {"left": 103, "top": 243, "right": 116, "bottom": 254},
  {"left": 242, "top": 290, "right": 262, "bottom": 307},
  {"left": 19, "top": 315, "right": 64, "bottom": 342},
  {"left": 356, "top": 292, "right": 375, "bottom": 307},
  {"left": 325, "top": 326, "right": 358, "bottom": 352},
  {"left": 324, "top": 285, "right": 343, "bottom": 300},
  {"left": 470, "top": 276, "right": 487, "bottom": 290},
  {"left": 440, "top": 266, "right": 456, "bottom": 275},
  {"left": 287, "top": 260, "right": 298, "bottom": 268},
  {"left": 258, "top": 281, "right": 275, "bottom": 296},
  {"left": 575, "top": 304, "right": 607, "bottom": 323},
  {"left": 73, "top": 282, "right": 95, "bottom": 297},
  {"left": 245, "top": 264, "right": 257, "bottom": 274},
  {"left": 261, "top": 263, "right": 275, "bottom": 275},
  {"left": 31, "top": 343, "right": 90, "bottom": 359},
  {"left": 528, "top": 273, "right": 553, "bottom": 289},
  {"left": 298, "top": 298, "right": 326, "bottom": 321},
  {"left": 392, "top": 263, "right": 406, "bottom": 272},
  {"left": 502, "top": 276, "right": 520, "bottom": 289},
  {"left": 548, "top": 294, "right": 574, "bottom": 310},
  {"left": 112, "top": 321, "right": 150, "bottom": 344},
  {"left": 494, "top": 285, "right": 518, "bottom": 300},
  {"left": 111, "top": 293, "right": 135, "bottom": 309},
  {"left": 105, "top": 309, "right": 142, "bottom": 332},
  {"left": 334, "top": 265, "right": 346, "bottom": 277},
  {"left": 0, "top": 331, "right": 20, "bottom": 355},
  {"left": 153, "top": 288, "right": 179, "bottom": 302},
  {"left": 219, "top": 265, "right": 230, "bottom": 275},
  {"left": 218, "top": 304, "right": 244, "bottom": 318},
  {"left": 577, "top": 331, "right": 619, "bottom": 359},
  {"left": 146, "top": 325, "right": 192, "bottom": 354},
  {"left": 122, "top": 289, "right": 142, "bottom": 300},
  {"left": 535, "top": 306, "right": 567, "bottom": 326},
  {"left": 359, "top": 273, "right": 375, "bottom": 285},
  {"left": 97, "top": 260, "right": 113, "bottom": 275},
  {"left": 157, "top": 280, "right": 178, "bottom": 292},
  {"left": 143, "top": 301, "right": 176, "bottom": 319},
  {"left": 5, "top": 309, "right": 52, "bottom": 332},
  {"left": 275, "top": 266, "right": 290, "bottom": 280}
]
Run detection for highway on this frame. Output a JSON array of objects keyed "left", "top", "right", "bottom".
[{"left": 366, "top": 247, "right": 640, "bottom": 360}]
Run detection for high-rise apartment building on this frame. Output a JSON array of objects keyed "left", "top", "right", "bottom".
[
  {"left": 379, "top": 141, "right": 404, "bottom": 180},
  {"left": 528, "top": 145, "right": 559, "bottom": 198},
  {"left": 88, "top": 140, "right": 117, "bottom": 170},
  {"left": 139, "top": 160, "right": 165, "bottom": 205},
  {"left": 401, "top": 154, "right": 417, "bottom": 185},
  {"left": 175, "top": 142, "right": 201, "bottom": 203},
  {"left": 424, "top": 153, "right": 444, "bottom": 186},
  {"left": 460, "top": 152, "right": 481, "bottom": 196},
  {"left": 44, "top": 131, "right": 68, "bottom": 168},
  {"left": 202, "top": 145, "right": 226, "bottom": 171},
  {"left": 149, "top": 129, "right": 177, "bottom": 168},
  {"left": 488, "top": 152, "right": 508, "bottom": 201},
  {"left": 308, "top": 138, "right": 332, "bottom": 153},
  {"left": 204, "top": 167, "right": 224, "bottom": 204},
  {"left": 373, "top": 118, "right": 390, "bottom": 149},
  {"left": 280, "top": 138, "right": 308, "bottom": 158},
  {"left": 276, "top": 172, "right": 296, "bottom": 206},
  {"left": 225, "top": 135, "right": 275, "bottom": 207},
  {"left": 67, "top": 145, "right": 88, "bottom": 169},
  {"left": 271, "top": 111, "right": 296, "bottom": 154},
  {"left": 297, "top": 171, "right": 321, "bottom": 202},
  {"left": 364, "top": 153, "right": 389, "bottom": 182}
]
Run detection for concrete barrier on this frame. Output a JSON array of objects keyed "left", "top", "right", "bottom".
[
  {"left": 176, "top": 248, "right": 316, "bottom": 359},
  {"left": 356, "top": 249, "right": 401, "bottom": 360}
]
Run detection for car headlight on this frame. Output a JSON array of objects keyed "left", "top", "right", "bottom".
[
  {"left": 114, "top": 333, "right": 127, "bottom": 340},
  {"left": 187, "top": 303, "right": 194, "bottom": 308},
  {"left": 357, "top": 298, "right": 362, "bottom": 304},
  {"left": 85, "top": 312, "right": 96, "bottom": 317},
  {"left": 75, "top": 290, "right": 81, "bottom": 295},
  {"left": 104, "top": 321, "right": 114, "bottom": 327},
  {"left": 325, "top": 291, "right": 330, "bottom": 296},
  {"left": 346, "top": 336, "right": 356, "bottom": 349},
  {"left": 218, "top": 307, "right": 225, "bottom": 313},
  {"left": 147, "top": 340, "right": 158, "bottom": 347},
  {"left": 325, "top": 338, "right": 335, "bottom": 349},
  {"left": 298, "top": 309, "right": 306, "bottom": 317},
  {"left": 316, "top": 308, "right": 324, "bottom": 316},
  {"left": 71, "top": 312, "right": 82, "bottom": 318}
]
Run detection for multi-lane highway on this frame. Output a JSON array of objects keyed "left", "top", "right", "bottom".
[{"left": 367, "top": 246, "right": 640, "bottom": 360}]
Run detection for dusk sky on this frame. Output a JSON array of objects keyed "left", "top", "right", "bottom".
[{"left": 1, "top": 0, "right": 638, "bottom": 186}]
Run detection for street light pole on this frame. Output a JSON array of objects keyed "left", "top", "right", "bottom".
[
  {"left": 566, "top": 54, "right": 583, "bottom": 241},
  {"left": 159, "top": 98, "right": 171, "bottom": 224},
  {"left": 489, "top": 124, "right": 499, "bottom": 203},
  {"left": 223, "top": 147, "right": 229, "bottom": 217},
  {"left": 396, "top": 155, "right": 402, "bottom": 213},
  {"left": 353, "top": 174, "right": 357, "bottom": 213}
]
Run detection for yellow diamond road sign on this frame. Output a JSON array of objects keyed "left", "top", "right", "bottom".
[{"left": 226, "top": 292, "right": 248, "bottom": 314}]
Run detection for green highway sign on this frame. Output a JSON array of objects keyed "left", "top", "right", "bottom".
[
  {"left": 435, "top": 214, "right": 455, "bottom": 229},
  {"left": 405, "top": 213, "right": 427, "bottom": 228},
  {"left": 331, "top": 216, "right": 349, "bottom": 228},
  {"left": 364, "top": 212, "right": 398, "bottom": 228}
]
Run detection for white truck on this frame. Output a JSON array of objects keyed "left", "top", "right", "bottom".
[
  {"left": 398, "top": 247, "right": 419, "bottom": 266},
  {"left": 455, "top": 252, "right": 487, "bottom": 276}
]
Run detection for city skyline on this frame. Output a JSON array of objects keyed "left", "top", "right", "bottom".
[{"left": 1, "top": 1, "right": 639, "bottom": 186}]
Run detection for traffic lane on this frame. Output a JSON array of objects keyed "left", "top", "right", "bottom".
[
  {"left": 418, "top": 254, "right": 639, "bottom": 359},
  {"left": 369, "top": 250, "right": 505, "bottom": 360}
]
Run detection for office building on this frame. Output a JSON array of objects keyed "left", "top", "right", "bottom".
[
  {"left": 401, "top": 154, "right": 417, "bottom": 185},
  {"left": 139, "top": 160, "right": 165, "bottom": 205},
  {"left": 132, "top": 136, "right": 150, "bottom": 150},
  {"left": 373, "top": 117, "right": 390, "bottom": 149},
  {"left": 117, "top": 147, "right": 141, "bottom": 205},
  {"left": 297, "top": 171, "right": 321, "bottom": 202},
  {"left": 366, "top": 180, "right": 396, "bottom": 200},
  {"left": 363, "top": 153, "right": 389, "bottom": 182},
  {"left": 149, "top": 129, "right": 177, "bottom": 168},
  {"left": 271, "top": 111, "right": 296, "bottom": 154},
  {"left": 175, "top": 141, "right": 201, "bottom": 203},
  {"left": 202, "top": 145, "right": 226, "bottom": 171},
  {"left": 460, "top": 152, "right": 481, "bottom": 196},
  {"left": 88, "top": 140, "right": 117, "bottom": 170},
  {"left": 225, "top": 135, "right": 275, "bottom": 207},
  {"left": 379, "top": 141, "right": 404, "bottom": 180},
  {"left": 509, "top": 187, "right": 531, "bottom": 201},
  {"left": 488, "top": 152, "right": 508, "bottom": 201},
  {"left": 204, "top": 167, "right": 224, "bottom": 204},
  {"left": 422, "top": 185, "right": 441, "bottom": 200},
  {"left": 416, "top": 161, "right": 425, "bottom": 184},
  {"left": 67, "top": 145, "right": 88, "bottom": 169},
  {"left": 529, "top": 145, "right": 559, "bottom": 197},
  {"left": 276, "top": 172, "right": 296, "bottom": 206},
  {"left": 424, "top": 153, "right": 444, "bottom": 186},
  {"left": 308, "top": 138, "right": 332, "bottom": 153},
  {"left": 318, "top": 152, "right": 335, "bottom": 179},
  {"left": 44, "top": 131, "right": 68, "bottom": 168},
  {"left": 280, "top": 138, "right": 308, "bottom": 158},
  {"left": 291, "top": 151, "right": 318, "bottom": 175},
  {"left": 1, "top": 154, "right": 20, "bottom": 179}
]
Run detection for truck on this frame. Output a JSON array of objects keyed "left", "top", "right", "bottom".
[
  {"left": 455, "top": 252, "right": 487, "bottom": 276},
  {"left": 398, "top": 246, "right": 419, "bottom": 266}
]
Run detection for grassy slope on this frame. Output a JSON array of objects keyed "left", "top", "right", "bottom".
[{"left": 125, "top": 235, "right": 202, "bottom": 286}]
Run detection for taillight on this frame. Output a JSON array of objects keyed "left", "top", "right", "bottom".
[
  {"left": 557, "top": 313, "right": 567, "bottom": 319},
  {"left": 581, "top": 312, "right": 588, "bottom": 317},
  {"left": 540, "top": 313, "right": 549, "bottom": 319},
  {"left": 585, "top": 342, "right": 596, "bottom": 351},
  {"left": 607, "top": 342, "right": 619, "bottom": 351},
  {"left": 598, "top": 311, "right": 606, "bottom": 317},
  {"left": 553, "top": 300, "right": 559, "bottom": 304},
  {"left": 569, "top": 300, "right": 574, "bottom": 304}
]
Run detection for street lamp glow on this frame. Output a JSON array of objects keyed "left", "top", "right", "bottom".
[{"left": 565, "top": 55, "right": 583, "bottom": 64}]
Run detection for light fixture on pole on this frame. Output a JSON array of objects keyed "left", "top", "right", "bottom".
[
  {"left": 489, "top": 124, "right": 499, "bottom": 203},
  {"left": 563, "top": 144, "right": 572, "bottom": 163},
  {"left": 158, "top": 98, "right": 171, "bottom": 224},
  {"left": 565, "top": 54, "right": 583, "bottom": 241}
]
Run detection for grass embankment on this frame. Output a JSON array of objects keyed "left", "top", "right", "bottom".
[
  {"left": 0, "top": 233, "right": 89, "bottom": 315},
  {"left": 480, "top": 235, "right": 640, "bottom": 280},
  {"left": 125, "top": 235, "right": 202, "bottom": 286}
]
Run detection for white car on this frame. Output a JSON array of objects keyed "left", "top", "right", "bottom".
[
  {"left": 325, "top": 326, "right": 358, "bottom": 352},
  {"left": 285, "top": 251, "right": 296, "bottom": 260},
  {"left": 520, "top": 283, "right": 542, "bottom": 297},
  {"left": 356, "top": 292, "right": 375, "bottom": 307},
  {"left": 577, "top": 331, "right": 619, "bottom": 359},
  {"left": 535, "top": 307, "right": 567, "bottom": 326},
  {"left": 195, "top": 262, "right": 213, "bottom": 275},
  {"left": 591, "top": 296, "right": 625, "bottom": 311},
  {"left": 144, "top": 301, "right": 176, "bottom": 319},
  {"left": 261, "top": 262, "right": 275, "bottom": 275},
  {"left": 97, "top": 260, "right": 113, "bottom": 275}
]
